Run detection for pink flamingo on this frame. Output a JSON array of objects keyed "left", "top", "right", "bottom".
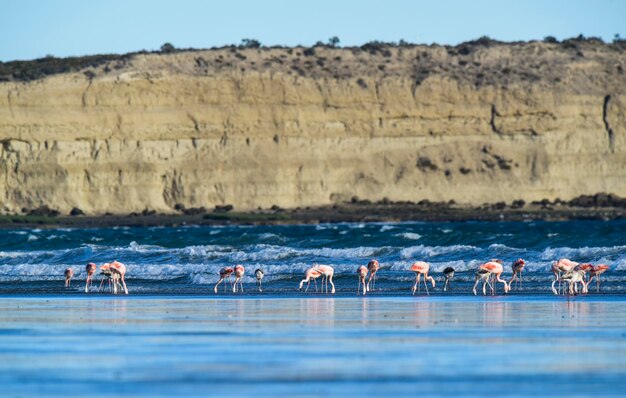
[
  {"left": 299, "top": 267, "right": 323, "bottom": 292},
  {"left": 233, "top": 264, "right": 245, "bottom": 293},
  {"left": 99, "top": 263, "right": 113, "bottom": 292},
  {"left": 85, "top": 263, "right": 97, "bottom": 293},
  {"left": 214, "top": 266, "right": 234, "bottom": 293},
  {"left": 313, "top": 265, "right": 335, "bottom": 294},
  {"left": 508, "top": 258, "right": 526, "bottom": 289},
  {"left": 587, "top": 264, "right": 610, "bottom": 292},
  {"left": 366, "top": 259, "right": 379, "bottom": 292},
  {"left": 551, "top": 258, "right": 578, "bottom": 295},
  {"left": 573, "top": 263, "right": 593, "bottom": 294},
  {"left": 561, "top": 269, "right": 587, "bottom": 295},
  {"left": 64, "top": 268, "right": 74, "bottom": 288},
  {"left": 473, "top": 261, "right": 509, "bottom": 295},
  {"left": 357, "top": 265, "right": 368, "bottom": 296},
  {"left": 561, "top": 263, "right": 592, "bottom": 295},
  {"left": 409, "top": 261, "right": 435, "bottom": 295},
  {"left": 108, "top": 261, "right": 129, "bottom": 294}
]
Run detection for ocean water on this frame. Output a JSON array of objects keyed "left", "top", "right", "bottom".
[
  {"left": 1, "top": 296, "right": 625, "bottom": 397},
  {"left": 1, "top": 221, "right": 625, "bottom": 397},
  {"left": 0, "top": 220, "right": 624, "bottom": 295}
]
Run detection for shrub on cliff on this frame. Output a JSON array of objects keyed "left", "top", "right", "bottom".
[
  {"left": 160, "top": 43, "right": 176, "bottom": 53},
  {"left": 0, "top": 53, "right": 132, "bottom": 82},
  {"left": 240, "top": 38, "right": 261, "bottom": 49}
]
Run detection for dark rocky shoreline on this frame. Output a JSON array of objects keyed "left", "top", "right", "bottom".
[{"left": 1, "top": 200, "right": 624, "bottom": 228}]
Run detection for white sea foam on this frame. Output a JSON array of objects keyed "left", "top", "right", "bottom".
[
  {"left": 541, "top": 246, "right": 626, "bottom": 261},
  {"left": 395, "top": 232, "right": 422, "bottom": 240},
  {"left": 400, "top": 244, "right": 480, "bottom": 259}
]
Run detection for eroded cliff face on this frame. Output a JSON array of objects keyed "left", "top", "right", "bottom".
[{"left": 0, "top": 42, "right": 625, "bottom": 214}]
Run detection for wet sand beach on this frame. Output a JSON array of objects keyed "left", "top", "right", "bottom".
[{"left": 1, "top": 296, "right": 625, "bottom": 397}]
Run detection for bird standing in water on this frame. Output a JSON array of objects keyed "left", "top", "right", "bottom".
[
  {"left": 84, "top": 263, "right": 97, "bottom": 293},
  {"left": 233, "top": 264, "right": 245, "bottom": 293},
  {"left": 108, "top": 261, "right": 129, "bottom": 295},
  {"left": 443, "top": 267, "right": 455, "bottom": 292},
  {"left": 313, "top": 265, "right": 336, "bottom": 294},
  {"left": 473, "top": 260, "right": 509, "bottom": 296},
  {"left": 214, "top": 267, "right": 234, "bottom": 293},
  {"left": 409, "top": 261, "right": 436, "bottom": 295},
  {"left": 299, "top": 267, "right": 323, "bottom": 292},
  {"left": 366, "top": 259, "right": 379, "bottom": 292},
  {"left": 508, "top": 258, "right": 526, "bottom": 290},
  {"left": 357, "top": 265, "right": 368, "bottom": 296},
  {"left": 64, "top": 268, "right": 74, "bottom": 288},
  {"left": 587, "top": 264, "right": 610, "bottom": 292},
  {"left": 551, "top": 258, "right": 578, "bottom": 295},
  {"left": 255, "top": 268, "right": 264, "bottom": 292}
]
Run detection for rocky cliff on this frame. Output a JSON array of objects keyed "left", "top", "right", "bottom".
[{"left": 1, "top": 40, "right": 625, "bottom": 215}]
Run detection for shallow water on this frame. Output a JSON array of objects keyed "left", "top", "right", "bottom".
[
  {"left": 0, "top": 221, "right": 624, "bottom": 295},
  {"left": 1, "top": 296, "right": 625, "bottom": 397},
  {"left": 1, "top": 222, "right": 624, "bottom": 396}
]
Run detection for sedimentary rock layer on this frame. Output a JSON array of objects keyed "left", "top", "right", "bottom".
[{"left": 0, "top": 41, "right": 624, "bottom": 214}]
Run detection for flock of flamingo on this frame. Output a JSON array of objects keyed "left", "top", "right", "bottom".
[{"left": 63, "top": 258, "right": 611, "bottom": 296}]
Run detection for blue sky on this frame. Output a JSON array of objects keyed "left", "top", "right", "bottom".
[{"left": 1, "top": 0, "right": 624, "bottom": 61}]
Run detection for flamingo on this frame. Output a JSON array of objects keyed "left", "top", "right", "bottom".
[
  {"left": 99, "top": 263, "right": 113, "bottom": 292},
  {"left": 313, "top": 264, "right": 335, "bottom": 294},
  {"left": 214, "top": 266, "right": 234, "bottom": 293},
  {"left": 551, "top": 258, "right": 578, "bottom": 295},
  {"left": 108, "top": 261, "right": 129, "bottom": 295},
  {"left": 587, "top": 264, "right": 610, "bottom": 292},
  {"left": 508, "top": 258, "right": 526, "bottom": 290},
  {"left": 255, "top": 268, "right": 264, "bottom": 292},
  {"left": 409, "top": 261, "right": 436, "bottom": 295},
  {"left": 366, "top": 259, "right": 379, "bottom": 292},
  {"left": 299, "top": 267, "right": 323, "bottom": 293},
  {"left": 85, "top": 262, "right": 97, "bottom": 293},
  {"left": 357, "top": 265, "right": 368, "bottom": 296},
  {"left": 233, "top": 264, "right": 245, "bottom": 293},
  {"left": 561, "top": 269, "right": 588, "bottom": 295},
  {"left": 443, "top": 267, "right": 455, "bottom": 292},
  {"left": 473, "top": 261, "right": 509, "bottom": 296},
  {"left": 64, "top": 268, "right": 74, "bottom": 288},
  {"left": 572, "top": 263, "right": 593, "bottom": 294}
]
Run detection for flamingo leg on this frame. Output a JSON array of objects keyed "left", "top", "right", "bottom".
[
  {"left": 508, "top": 273, "right": 517, "bottom": 291},
  {"left": 482, "top": 275, "right": 493, "bottom": 296},
  {"left": 472, "top": 277, "right": 480, "bottom": 295},
  {"left": 551, "top": 272, "right": 559, "bottom": 295},
  {"left": 119, "top": 276, "right": 128, "bottom": 295},
  {"left": 412, "top": 274, "right": 418, "bottom": 295},
  {"left": 423, "top": 274, "right": 429, "bottom": 296},
  {"left": 214, "top": 277, "right": 223, "bottom": 294}
]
